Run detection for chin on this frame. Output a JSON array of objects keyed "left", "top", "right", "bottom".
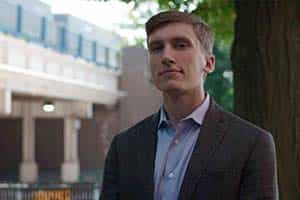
[
  {"left": 153, "top": 79, "right": 186, "bottom": 92},
  {"left": 158, "top": 83, "right": 184, "bottom": 93}
]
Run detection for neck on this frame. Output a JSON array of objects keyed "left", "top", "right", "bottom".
[{"left": 163, "top": 88, "right": 206, "bottom": 123}]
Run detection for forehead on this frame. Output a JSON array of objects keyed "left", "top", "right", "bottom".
[{"left": 148, "top": 22, "right": 198, "bottom": 44}]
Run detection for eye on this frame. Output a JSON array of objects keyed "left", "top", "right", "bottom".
[
  {"left": 173, "top": 41, "right": 189, "bottom": 50},
  {"left": 148, "top": 43, "right": 164, "bottom": 53}
]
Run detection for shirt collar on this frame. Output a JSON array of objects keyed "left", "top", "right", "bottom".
[
  {"left": 158, "top": 106, "right": 168, "bottom": 128},
  {"left": 158, "top": 93, "right": 210, "bottom": 128}
]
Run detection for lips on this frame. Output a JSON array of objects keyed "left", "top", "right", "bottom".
[{"left": 158, "top": 69, "right": 183, "bottom": 76}]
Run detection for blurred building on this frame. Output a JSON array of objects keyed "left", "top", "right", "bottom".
[
  {"left": 120, "top": 46, "right": 162, "bottom": 130},
  {"left": 0, "top": 0, "right": 162, "bottom": 185},
  {"left": 0, "top": 0, "right": 123, "bottom": 183}
]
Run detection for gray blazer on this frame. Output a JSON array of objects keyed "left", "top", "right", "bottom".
[{"left": 100, "top": 100, "right": 278, "bottom": 200}]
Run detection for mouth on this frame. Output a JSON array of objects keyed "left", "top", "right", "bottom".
[{"left": 158, "top": 69, "right": 183, "bottom": 76}]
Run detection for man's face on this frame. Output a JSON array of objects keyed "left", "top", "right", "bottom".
[{"left": 147, "top": 22, "right": 214, "bottom": 94}]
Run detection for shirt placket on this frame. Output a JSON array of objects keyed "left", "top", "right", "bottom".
[{"left": 159, "top": 122, "right": 188, "bottom": 199}]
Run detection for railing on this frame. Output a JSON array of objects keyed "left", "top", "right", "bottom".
[
  {"left": 0, "top": 182, "right": 101, "bottom": 200},
  {"left": 0, "top": 0, "right": 120, "bottom": 70}
]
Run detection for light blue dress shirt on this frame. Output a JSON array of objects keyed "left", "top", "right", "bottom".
[{"left": 154, "top": 94, "right": 210, "bottom": 200}]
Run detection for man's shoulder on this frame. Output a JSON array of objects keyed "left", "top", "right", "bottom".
[
  {"left": 114, "top": 112, "right": 158, "bottom": 140},
  {"left": 223, "top": 109, "right": 267, "bottom": 133},
  {"left": 217, "top": 105, "right": 273, "bottom": 142}
]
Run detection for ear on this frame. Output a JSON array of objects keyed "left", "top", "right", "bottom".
[{"left": 203, "top": 55, "right": 215, "bottom": 74}]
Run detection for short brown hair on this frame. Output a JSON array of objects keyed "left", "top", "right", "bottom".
[{"left": 145, "top": 10, "right": 215, "bottom": 54}]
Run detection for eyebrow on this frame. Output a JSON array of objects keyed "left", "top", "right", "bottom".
[
  {"left": 149, "top": 36, "right": 192, "bottom": 46},
  {"left": 171, "top": 37, "right": 192, "bottom": 44},
  {"left": 148, "top": 40, "right": 162, "bottom": 46}
]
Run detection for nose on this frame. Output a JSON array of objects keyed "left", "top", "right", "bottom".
[{"left": 161, "top": 45, "right": 176, "bottom": 67}]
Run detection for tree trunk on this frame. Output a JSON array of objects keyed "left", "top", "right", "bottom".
[{"left": 232, "top": 0, "right": 300, "bottom": 199}]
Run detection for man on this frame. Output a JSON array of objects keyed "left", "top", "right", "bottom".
[{"left": 100, "top": 11, "right": 278, "bottom": 200}]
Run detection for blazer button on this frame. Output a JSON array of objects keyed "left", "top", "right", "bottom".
[{"left": 168, "top": 172, "right": 175, "bottom": 179}]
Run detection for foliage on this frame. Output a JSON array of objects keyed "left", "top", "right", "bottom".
[
  {"left": 103, "top": 0, "right": 235, "bottom": 46},
  {"left": 205, "top": 42, "right": 233, "bottom": 111}
]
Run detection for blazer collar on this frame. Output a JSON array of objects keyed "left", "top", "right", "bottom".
[
  {"left": 137, "top": 99, "right": 228, "bottom": 200},
  {"left": 178, "top": 98, "right": 229, "bottom": 200}
]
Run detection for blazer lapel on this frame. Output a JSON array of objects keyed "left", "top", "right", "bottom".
[
  {"left": 178, "top": 100, "right": 228, "bottom": 200},
  {"left": 137, "top": 113, "right": 159, "bottom": 199}
]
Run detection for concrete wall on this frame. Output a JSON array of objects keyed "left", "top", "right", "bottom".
[
  {"left": 0, "top": 45, "right": 162, "bottom": 183},
  {"left": 119, "top": 46, "right": 162, "bottom": 131}
]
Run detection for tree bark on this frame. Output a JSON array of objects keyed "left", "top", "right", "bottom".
[{"left": 232, "top": 0, "right": 300, "bottom": 199}]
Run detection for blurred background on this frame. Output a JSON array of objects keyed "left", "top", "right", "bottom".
[{"left": 0, "top": 0, "right": 298, "bottom": 199}]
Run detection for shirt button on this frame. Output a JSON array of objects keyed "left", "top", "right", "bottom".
[
  {"left": 174, "top": 139, "right": 179, "bottom": 144},
  {"left": 168, "top": 172, "right": 175, "bottom": 179}
]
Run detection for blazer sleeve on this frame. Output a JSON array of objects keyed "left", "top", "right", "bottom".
[
  {"left": 239, "top": 132, "right": 279, "bottom": 200},
  {"left": 100, "top": 136, "right": 119, "bottom": 200}
]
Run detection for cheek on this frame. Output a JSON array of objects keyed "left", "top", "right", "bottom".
[
  {"left": 149, "top": 57, "right": 162, "bottom": 76},
  {"left": 149, "top": 65, "right": 159, "bottom": 82},
  {"left": 184, "top": 57, "right": 206, "bottom": 81},
  {"left": 181, "top": 55, "right": 201, "bottom": 72}
]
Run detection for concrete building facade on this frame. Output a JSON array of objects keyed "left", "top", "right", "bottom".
[
  {"left": 0, "top": 0, "right": 162, "bottom": 185},
  {"left": 0, "top": 0, "right": 123, "bottom": 183}
]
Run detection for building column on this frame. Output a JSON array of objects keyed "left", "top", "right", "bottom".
[
  {"left": 0, "top": 88, "right": 11, "bottom": 115},
  {"left": 61, "top": 116, "right": 81, "bottom": 182},
  {"left": 20, "top": 102, "right": 38, "bottom": 182}
]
